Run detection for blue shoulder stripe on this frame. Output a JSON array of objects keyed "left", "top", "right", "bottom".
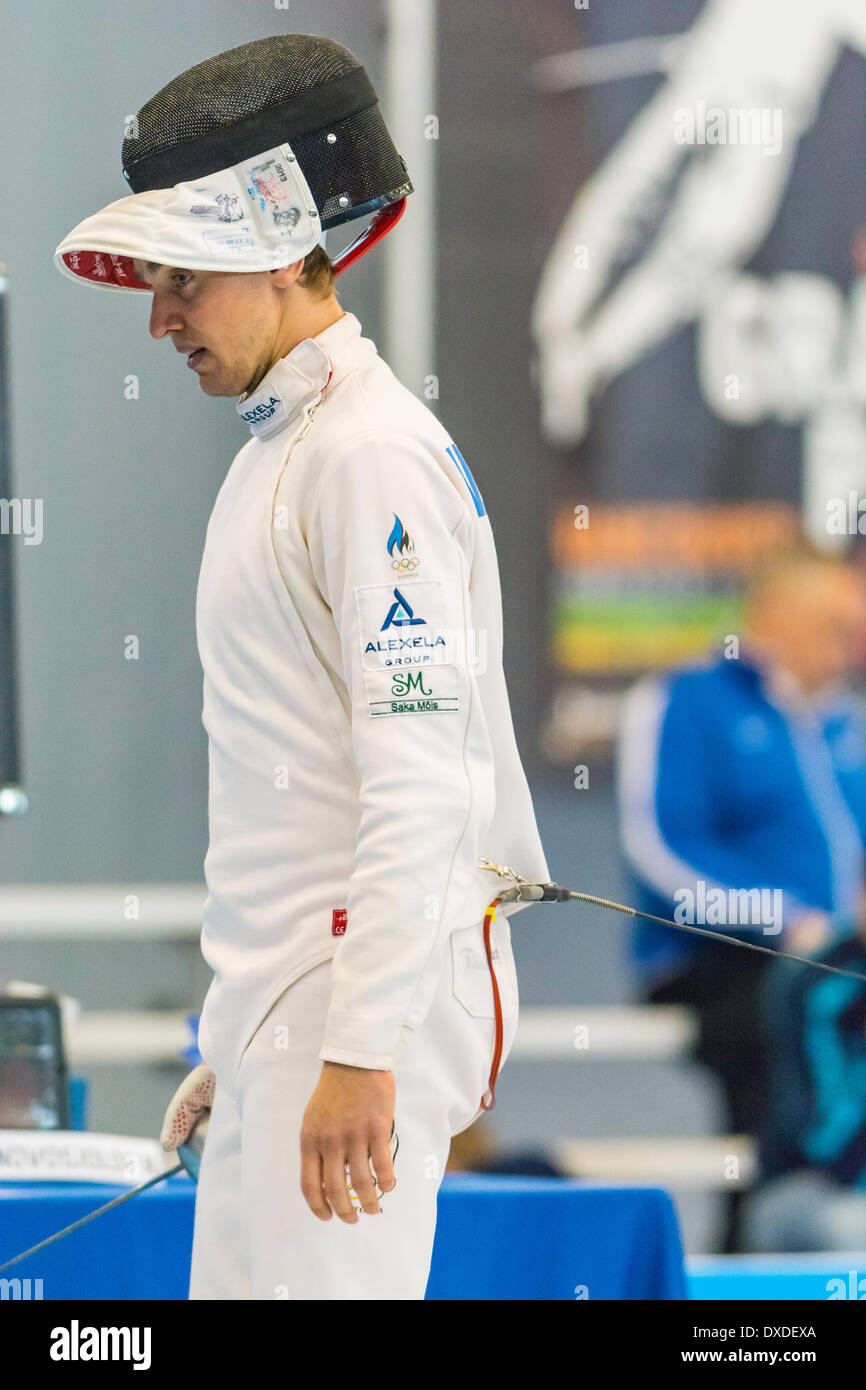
[{"left": 446, "top": 442, "right": 486, "bottom": 517}]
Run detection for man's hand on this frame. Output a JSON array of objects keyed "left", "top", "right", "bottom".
[
  {"left": 300, "top": 1062, "right": 396, "bottom": 1224},
  {"left": 786, "top": 910, "right": 832, "bottom": 957}
]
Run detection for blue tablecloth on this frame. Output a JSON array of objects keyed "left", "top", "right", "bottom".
[
  {"left": 0, "top": 1178, "right": 195, "bottom": 1299},
  {"left": 0, "top": 1175, "right": 686, "bottom": 1301},
  {"left": 427, "top": 1176, "right": 687, "bottom": 1300}
]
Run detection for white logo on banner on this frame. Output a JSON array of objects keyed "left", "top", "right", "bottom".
[
  {"left": 0, "top": 1130, "right": 170, "bottom": 1184},
  {"left": 530, "top": 0, "right": 866, "bottom": 543}
]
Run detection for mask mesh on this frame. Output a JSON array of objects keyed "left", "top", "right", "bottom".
[{"left": 121, "top": 35, "right": 411, "bottom": 228}]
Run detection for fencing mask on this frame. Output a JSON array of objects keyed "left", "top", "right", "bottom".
[{"left": 54, "top": 34, "right": 413, "bottom": 290}]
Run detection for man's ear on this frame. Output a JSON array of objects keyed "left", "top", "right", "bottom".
[{"left": 270, "top": 258, "right": 306, "bottom": 289}]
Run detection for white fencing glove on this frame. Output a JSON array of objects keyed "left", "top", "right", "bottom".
[{"left": 160, "top": 1063, "right": 216, "bottom": 1152}]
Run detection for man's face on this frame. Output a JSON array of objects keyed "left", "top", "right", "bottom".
[
  {"left": 132, "top": 262, "right": 290, "bottom": 397},
  {"left": 749, "top": 565, "right": 866, "bottom": 695}
]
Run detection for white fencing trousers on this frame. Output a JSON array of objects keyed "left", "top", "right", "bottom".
[{"left": 188, "top": 919, "right": 519, "bottom": 1300}]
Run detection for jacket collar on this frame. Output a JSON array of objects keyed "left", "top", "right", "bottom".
[
  {"left": 729, "top": 644, "right": 845, "bottom": 720},
  {"left": 236, "top": 311, "right": 371, "bottom": 441}
]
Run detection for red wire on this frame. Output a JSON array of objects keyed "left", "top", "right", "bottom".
[{"left": 480, "top": 898, "right": 504, "bottom": 1110}]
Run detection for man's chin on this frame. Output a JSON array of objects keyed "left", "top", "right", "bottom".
[{"left": 196, "top": 374, "right": 237, "bottom": 398}]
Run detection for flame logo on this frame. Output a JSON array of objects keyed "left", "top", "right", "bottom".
[
  {"left": 386, "top": 514, "right": 420, "bottom": 571},
  {"left": 386, "top": 514, "right": 413, "bottom": 556}
]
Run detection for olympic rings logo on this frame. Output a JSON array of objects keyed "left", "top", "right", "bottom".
[{"left": 391, "top": 556, "right": 421, "bottom": 572}]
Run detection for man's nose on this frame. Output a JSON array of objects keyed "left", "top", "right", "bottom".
[{"left": 149, "top": 293, "right": 184, "bottom": 340}]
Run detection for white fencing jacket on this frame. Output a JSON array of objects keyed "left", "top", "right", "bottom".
[{"left": 195, "top": 310, "right": 549, "bottom": 1083}]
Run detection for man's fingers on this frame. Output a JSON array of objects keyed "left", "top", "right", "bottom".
[
  {"left": 346, "top": 1143, "right": 381, "bottom": 1215},
  {"left": 370, "top": 1130, "right": 397, "bottom": 1195},
  {"left": 299, "top": 1142, "right": 332, "bottom": 1222},
  {"left": 300, "top": 1114, "right": 398, "bottom": 1224},
  {"left": 321, "top": 1149, "right": 359, "bottom": 1224}
]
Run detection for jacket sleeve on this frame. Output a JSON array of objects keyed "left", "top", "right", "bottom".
[
  {"left": 306, "top": 428, "right": 498, "bottom": 1068},
  {"left": 619, "top": 673, "right": 818, "bottom": 936}
]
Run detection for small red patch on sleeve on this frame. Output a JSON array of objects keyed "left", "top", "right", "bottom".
[{"left": 332, "top": 908, "right": 348, "bottom": 936}]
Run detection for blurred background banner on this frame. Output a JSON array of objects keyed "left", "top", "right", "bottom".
[
  {"left": 544, "top": 501, "right": 800, "bottom": 760},
  {"left": 520, "top": 0, "right": 866, "bottom": 761}
]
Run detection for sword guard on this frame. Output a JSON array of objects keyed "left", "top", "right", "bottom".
[{"left": 177, "top": 1114, "right": 209, "bottom": 1182}]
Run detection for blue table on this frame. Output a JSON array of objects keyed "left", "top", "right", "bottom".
[
  {"left": 427, "top": 1176, "right": 687, "bottom": 1300},
  {"left": 0, "top": 1178, "right": 196, "bottom": 1300},
  {"left": 0, "top": 1175, "right": 686, "bottom": 1301}
]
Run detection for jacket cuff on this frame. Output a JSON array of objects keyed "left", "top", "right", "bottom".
[
  {"left": 319, "top": 1044, "right": 393, "bottom": 1070},
  {"left": 320, "top": 1006, "right": 405, "bottom": 1069}
]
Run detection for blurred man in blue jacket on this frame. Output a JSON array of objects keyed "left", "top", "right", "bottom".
[
  {"left": 744, "top": 927, "right": 866, "bottom": 1251},
  {"left": 617, "top": 543, "right": 866, "bottom": 1145}
]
